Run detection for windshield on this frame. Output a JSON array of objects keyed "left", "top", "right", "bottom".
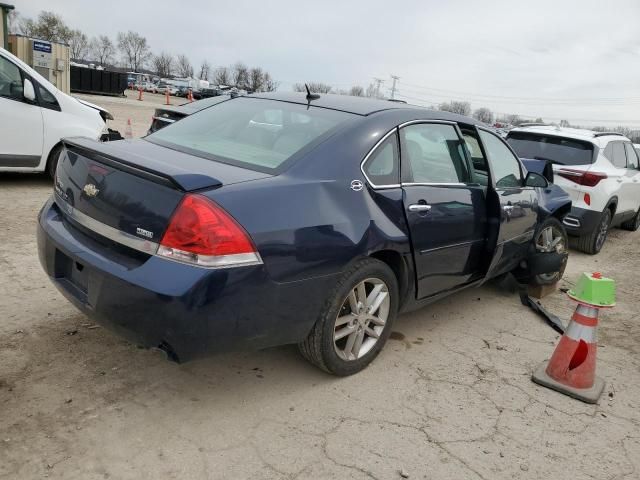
[
  {"left": 507, "top": 132, "right": 594, "bottom": 166},
  {"left": 147, "top": 97, "right": 356, "bottom": 173}
]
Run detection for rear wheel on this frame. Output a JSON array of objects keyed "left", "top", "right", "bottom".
[
  {"left": 573, "top": 207, "right": 612, "bottom": 254},
  {"left": 531, "top": 216, "right": 568, "bottom": 286},
  {"left": 46, "top": 144, "right": 63, "bottom": 180},
  {"left": 298, "top": 258, "right": 398, "bottom": 376},
  {"left": 621, "top": 208, "right": 640, "bottom": 231}
]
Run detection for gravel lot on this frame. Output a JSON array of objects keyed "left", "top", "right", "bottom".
[{"left": 1, "top": 94, "right": 639, "bottom": 479}]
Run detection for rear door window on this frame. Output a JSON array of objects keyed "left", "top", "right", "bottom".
[
  {"left": 399, "top": 123, "right": 470, "bottom": 183},
  {"left": 363, "top": 132, "right": 399, "bottom": 186},
  {"left": 506, "top": 132, "right": 594, "bottom": 166},
  {"left": 624, "top": 143, "right": 638, "bottom": 169},
  {"left": 611, "top": 142, "right": 627, "bottom": 168},
  {"left": 479, "top": 129, "right": 523, "bottom": 188}
]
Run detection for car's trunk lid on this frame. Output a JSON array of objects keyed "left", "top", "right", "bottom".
[{"left": 54, "top": 137, "right": 271, "bottom": 247}]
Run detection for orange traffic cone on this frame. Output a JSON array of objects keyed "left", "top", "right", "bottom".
[
  {"left": 532, "top": 272, "right": 615, "bottom": 403},
  {"left": 188, "top": 88, "right": 193, "bottom": 102},
  {"left": 137, "top": 86, "right": 143, "bottom": 101},
  {"left": 124, "top": 119, "right": 133, "bottom": 139},
  {"left": 165, "top": 87, "right": 171, "bottom": 105}
]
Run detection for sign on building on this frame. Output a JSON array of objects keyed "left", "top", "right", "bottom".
[{"left": 32, "top": 40, "right": 52, "bottom": 69}]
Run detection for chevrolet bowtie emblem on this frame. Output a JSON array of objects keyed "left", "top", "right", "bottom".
[{"left": 83, "top": 183, "right": 99, "bottom": 197}]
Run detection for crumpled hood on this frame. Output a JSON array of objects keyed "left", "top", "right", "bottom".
[{"left": 74, "top": 98, "right": 114, "bottom": 120}]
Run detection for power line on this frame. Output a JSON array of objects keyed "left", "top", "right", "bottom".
[
  {"left": 400, "top": 81, "right": 640, "bottom": 104},
  {"left": 394, "top": 93, "right": 640, "bottom": 126}
]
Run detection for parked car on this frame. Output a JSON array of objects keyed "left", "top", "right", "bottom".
[
  {"left": 142, "top": 82, "right": 157, "bottom": 93},
  {"left": 147, "top": 95, "right": 231, "bottom": 133},
  {"left": 37, "top": 92, "right": 570, "bottom": 375},
  {"left": 507, "top": 126, "right": 640, "bottom": 254},
  {"left": 0, "top": 47, "right": 115, "bottom": 178},
  {"left": 156, "top": 82, "right": 179, "bottom": 95},
  {"left": 175, "top": 86, "right": 190, "bottom": 97}
]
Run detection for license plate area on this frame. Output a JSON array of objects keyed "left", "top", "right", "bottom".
[{"left": 54, "top": 250, "right": 89, "bottom": 302}]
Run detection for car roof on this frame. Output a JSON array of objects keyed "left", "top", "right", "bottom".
[
  {"left": 509, "top": 125, "right": 630, "bottom": 145},
  {"left": 157, "top": 91, "right": 485, "bottom": 126},
  {"left": 249, "top": 92, "right": 481, "bottom": 123}
]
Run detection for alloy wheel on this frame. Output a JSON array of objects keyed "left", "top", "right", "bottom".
[
  {"left": 333, "top": 278, "right": 390, "bottom": 361},
  {"left": 534, "top": 225, "right": 567, "bottom": 282}
]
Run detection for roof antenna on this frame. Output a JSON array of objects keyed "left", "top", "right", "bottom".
[{"left": 305, "top": 83, "right": 320, "bottom": 102}]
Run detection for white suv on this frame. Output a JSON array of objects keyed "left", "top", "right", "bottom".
[
  {"left": 507, "top": 126, "right": 640, "bottom": 254},
  {"left": 0, "top": 48, "right": 113, "bottom": 178}
]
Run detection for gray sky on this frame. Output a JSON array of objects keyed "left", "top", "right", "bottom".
[{"left": 15, "top": 0, "right": 640, "bottom": 127}]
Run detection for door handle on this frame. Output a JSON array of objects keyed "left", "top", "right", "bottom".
[{"left": 408, "top": 204, "right": 431, "bottom": 213}]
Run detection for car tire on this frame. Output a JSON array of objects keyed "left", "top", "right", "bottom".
[
  {"left": 298, "top": 258, "right": 398, "bottom": 376},
  {"left": 530, "top": 216, "right": 568, "bottom": 286},
  {"left": 573, "top": 207, "right": 612, "bottom": 255},
  {"left": 621, "top": 208, "right": 640, "bottom": 231},
  {"left": 46, "top": 144, "right": 63, "bottom": 180}
]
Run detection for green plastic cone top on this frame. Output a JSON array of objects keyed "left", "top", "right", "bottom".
[{"left": 567, "top": 272, "right": 616, "bottom": 307}]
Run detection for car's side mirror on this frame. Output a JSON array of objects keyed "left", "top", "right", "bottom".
[
  {"left": 23, "top": 78, "right": 36, "bottom": 102},
  {"left": 525, "top": 171, "right": 549, "bottom": 188}
]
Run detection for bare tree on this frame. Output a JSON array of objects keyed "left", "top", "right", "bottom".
[
  {"left": 19, "top": 11, "right": 72, "bottom": 43},
  {"left": 213, "top": 67, "right": 230, "bottom": 86},
  {"left": 7, "top": 9, "right": 18, "bottom": 33},
  {"left": 199, "top": 60, "right": 210, "bottom": 81},
  {"left": 349, "top": 85, "right": 365, "bottom": 97},
  {"left": 175, "top": 54, "right": 193, "bottom": 77},
  {"left": 232, "top": 62, "right": 249, "bottom": 89},
  {"left": 472, "top": 107, "right": 494, "bottom": 125},
  {"left": 439, "top": 101, "right": 471, "bottom": 116},
  {"left": 262, "top": 72, "right": 278, "bottom": 92},
  {"left": 248, "top": 67, "right": 264, "bottom": 92},
  {"left": 117, "top": 31, "right": 151, "bottom": 71},
  {"left": 90, "top": 35, "right": 115, "bottom": 67},
  {"left": 505, "top": 114, "right": 523, "bottom": 126},
  {"left": 152, "top": 52, "right": 174, "bottom": 78},
  {"left": 293, "top": 82, "right": 332, "bottom": 93},
  {"left": 69, "top": 30, "right": 89, "bottom": 61}
]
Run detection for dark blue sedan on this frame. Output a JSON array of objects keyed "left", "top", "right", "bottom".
[{"left": 37, "top": 92, "right": 570, "bottom": 375}]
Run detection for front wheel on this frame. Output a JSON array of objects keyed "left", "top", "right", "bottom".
[
  {"left": 530, "top": 216, "right": 568, "bottom": 286},
  {"left": 298, "top": 258, "right": 398, "bottom": 376}
]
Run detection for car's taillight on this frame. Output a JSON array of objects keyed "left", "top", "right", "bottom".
[
  {"left": 158, "top": 194, "right": 261, "bottom": 268},
  {"left": 557, "top": 169, "right": 607, "bottom": 187}
]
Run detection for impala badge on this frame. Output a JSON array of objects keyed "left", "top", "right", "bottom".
[
  {"left": 83, "top": 183, "right": 100, "bottom": 197},
  {"left": 350, "top": 180, "right": 364, "bottom": 192}
]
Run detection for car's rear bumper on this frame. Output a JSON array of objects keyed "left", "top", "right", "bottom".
[
  {"left": 562, "top": 206, "right": 601, "bottom": 236},
  {"left": 37, "top": 197, "right": 331, "bottom": 362}
]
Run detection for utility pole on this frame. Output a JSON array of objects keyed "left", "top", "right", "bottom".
[
  {"left": 390, "top": 75, "right": 400, "bottom": 100},
  {"left": 373, "top": 77, "right": 384, "bottom": 98}
]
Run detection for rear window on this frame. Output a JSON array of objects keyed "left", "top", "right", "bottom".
[
  {"left": 146, "top": 97, "right": 356, "bottom": 173},
  {"left": 506, "top": 132, "right": 594, "bottom": 166}
]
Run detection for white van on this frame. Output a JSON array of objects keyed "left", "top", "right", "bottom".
[{"left": 0, "top": 47, "right": 114, "bottom": 178}]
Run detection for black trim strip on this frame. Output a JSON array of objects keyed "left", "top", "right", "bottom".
[{"left": 0, "top": 154, "right": 41, "bottom": 168}]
